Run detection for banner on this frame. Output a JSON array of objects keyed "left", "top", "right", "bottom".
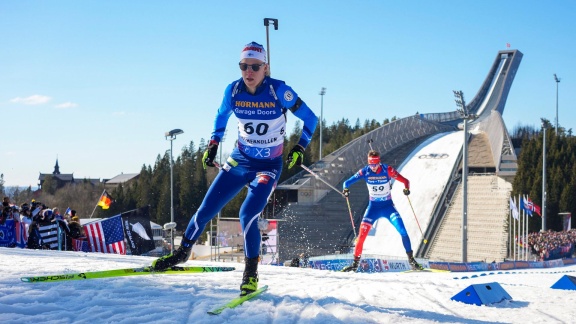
[
  {"left": 121, "top": 206, "right": 156, "bottom": 255},
  {"left": 0, "top": 219, "right": 16, "bottom": 247},
  {"left": 83, "top": 215, "right": 126, "bottom": 254},
  {"left": 562, "top": 213, "right": 572, "bottom": 232},
  {"left": 38, "top": 221, "right": 59, "bottom": 250}
]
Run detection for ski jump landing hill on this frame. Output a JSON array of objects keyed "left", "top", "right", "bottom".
[{"left": 275, "top": 49, "right": 524, "bottom": 265}]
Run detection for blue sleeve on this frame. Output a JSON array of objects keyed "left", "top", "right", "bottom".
[
  {"left": 343, "top": 169, "right": 364, "bottom": 189},
  {"left": 277, "top": 83, "right": 318, "bottom": 149},
  {"left": 210, "top": 83, "right": 234, "bottom": 143}
]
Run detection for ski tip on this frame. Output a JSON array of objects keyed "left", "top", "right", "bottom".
[{"left": 207, "top": 285, "right": 269, "bottom": 315}]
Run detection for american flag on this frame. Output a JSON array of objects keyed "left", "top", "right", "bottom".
[
  {"left": 15, "top": 220, "right": 28, "bottom": 248},
  {"left": 83, "top": 215, "right": 126, "bottom": 254},
  {"left": 73, "top": 238, "right": 90, "bottom": 252}
]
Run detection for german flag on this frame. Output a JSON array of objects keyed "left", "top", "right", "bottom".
[{"left": 97, "top": 191, "right": 114, "bottom": 210}]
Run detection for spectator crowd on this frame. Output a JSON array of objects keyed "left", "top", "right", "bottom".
[
  {"left": 1, "top": 196, "right": 85, "bottom": 250},
  {"left": 527, "top": 229, "right": 576, "bottom": 261}
]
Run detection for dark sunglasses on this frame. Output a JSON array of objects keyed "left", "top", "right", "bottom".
[
  {"left": 369, "top": 163, "right": 379, "bottom": 167},
  {"left": 239, "top": 63, "right": 265, "bottom": 72}
]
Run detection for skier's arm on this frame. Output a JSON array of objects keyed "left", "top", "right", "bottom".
[
  {"left": 343, "top": 169, "right": 364, "bottom": 190},
  {"left": 388, "top": 166, "right": 410, "bottom": 190},
  {"left": 278, "top": 84, "right": 318, "bottom": 149},
  {"left": 210, "top": 83, "right": 235, "bottom": 143}
]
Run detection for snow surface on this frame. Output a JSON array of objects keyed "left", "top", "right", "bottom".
[{"left": 2, "top": 248, "right": 576, "bottom": 323}]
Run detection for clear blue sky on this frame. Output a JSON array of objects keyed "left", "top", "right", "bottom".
[{"left": 2, "top": 1, "right": 575, "bottom": 187}]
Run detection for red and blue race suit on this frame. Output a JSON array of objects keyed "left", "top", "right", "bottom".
[{"left": 343, "top": 163, "right": 413, "bottom": 257}]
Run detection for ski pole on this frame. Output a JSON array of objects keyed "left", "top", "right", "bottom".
[
  {"left": 300, "top": 165, "right": 358, "bottom": 238},
  {"left": 300, "top": 164, "right": 345, "bottom": 197},
  {"left": 263, "top": 18, "right": 278, "bottom": 75},
  {"left": 345, "top": 196, "right": 358, "bottom": 238},
  {"left": 406, "top": 195, "right": 428, "bottom": 244},
  {"left": 367, "top": 138, "right": 374, "bottom": 151}
]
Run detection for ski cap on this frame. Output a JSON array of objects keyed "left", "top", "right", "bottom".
[{"left": 240, "top": 42, "right": 267, "bottom": 63}]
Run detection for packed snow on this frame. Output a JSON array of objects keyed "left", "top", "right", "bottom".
[{"left": 2, "top": 248, "right": 576, "bottom": 323}]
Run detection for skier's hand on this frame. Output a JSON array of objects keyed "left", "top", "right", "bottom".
[
  {"left": 403, "top": 188, "right": 410, "bottom": 196},
  {"left": 286, "top": 145, "right": 305, "bottom": 169},
  {"left": 202, "top": 140, "right": 219, "bottom": 169},
  {"left": 343, "top": 188, "right": 350, "bottom": 197}
]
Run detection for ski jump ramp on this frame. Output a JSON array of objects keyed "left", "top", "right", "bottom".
[{"left": 275, "top": 50, "right": 523, "bottom": 262}]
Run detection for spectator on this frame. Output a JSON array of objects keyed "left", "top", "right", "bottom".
[
  {"left": 36, "top": 209, "right": 59, "bottom": 249},
  {"left": 68, "top": 210, "right": 85, "bottom": 240},
  {"left": 52, "top": 211, "right": 71, "bottom": 250},
  {"left": 27, "top": 214, "right": 45, "bottom": 250},
  {"left": 19, "top": 203, "right": 32, "bottom": 224},
  {"left": 1, "top": 206, "right": 11, "bottom": 225},
  {"left": 53, "top": 207, "right": 64, "bottom": 221}
]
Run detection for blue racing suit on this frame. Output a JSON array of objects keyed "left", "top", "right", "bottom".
[
  {"left": 182, "top": 76, "right": 317, "bottom": 258},
  {"left": 343, "top": 163, "right": 413, "bottom": 257}
]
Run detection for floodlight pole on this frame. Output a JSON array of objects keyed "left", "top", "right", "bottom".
[
  {"left": 453, "top": 90, "right": 476, "bottom": 263},
  {"left": 165, "top": 129, "right": 183, "bottom": 253},
  {"left": 542, "top": 121, "right": 547, "bottom": 232},
  {"left": 319, "top": 87, "right": 326, "bottom": 160},
  {"left": 263, "top": 18, "right": 278, "bottom": 74},
  {"left": 554, "top": 74, "right": 561, "bottom": 134}
]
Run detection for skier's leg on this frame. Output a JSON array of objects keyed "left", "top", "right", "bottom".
[
  {"left": 342, "top": 204, "right": 377, "bottom": 272},
  {"left": 388, "top": 207, "right": 423, "bottom": 270},
  {"left": 152, "top": 170, "right": 247, "bottom": 270},
  {"left": 238, "top": 172, "right": 277, "bottom": 295}
]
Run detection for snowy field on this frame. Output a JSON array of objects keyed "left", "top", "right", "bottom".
[{"left": 2, "top": 248, "right": 576, "bottom": 323}]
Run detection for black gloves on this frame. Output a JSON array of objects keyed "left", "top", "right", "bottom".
[
  {"left": 343, "top": 188, "right": 350, "bottom": 197},
  {"left": 403, "top": 188, "right": 410, "bottom": 196},
  {"left": 202, "top": 140, "right": 219, "bottom": 169},
  {"left": 287, "top": 145, "right": 305, "bottom": 169}
]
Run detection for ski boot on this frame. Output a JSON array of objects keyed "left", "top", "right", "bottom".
[
  {"left": 151, "top": 238, "right": 195, "bottom": 271},
  {"left": 240, "top": 256, "right": 259, "bottom": 296},
  {"left": 407, "top": 251, "right": 424, "bottom": 271},
  {"left": 341, "top": 255, "right": 361, "bottom": 272}
]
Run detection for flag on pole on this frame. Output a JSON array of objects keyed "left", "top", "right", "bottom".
[
  {"left": 64, "top": 207, "right": 72, "bottom": 216},
  {"left": 510, "top": 197, "right": 519, "bottom": 220},
  {"left": 97, "top": 191, "right": 114, "bottom": 210},
  {"left": 521, "top": 195, "right": 533, "bottom": 216},
  {"left": 121, "top": 206, "right": 156, "bottom": 256},
  {"left": 83, "top": 215, "right": 126, "bottom": 254},
  {"left": 522, "top": 195, "right": 542, "bottom": 217}
]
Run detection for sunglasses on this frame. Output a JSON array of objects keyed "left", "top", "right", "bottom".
[
  {"left": 239, "top": 63, "right": 265, "bottom": 72},
  {"left": 369, "top": 163, "right": 379, "bottom": 167}
]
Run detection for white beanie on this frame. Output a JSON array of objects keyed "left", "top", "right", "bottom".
[{"left": 240, "top": 42, "right": 267, "bottom": 63}]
